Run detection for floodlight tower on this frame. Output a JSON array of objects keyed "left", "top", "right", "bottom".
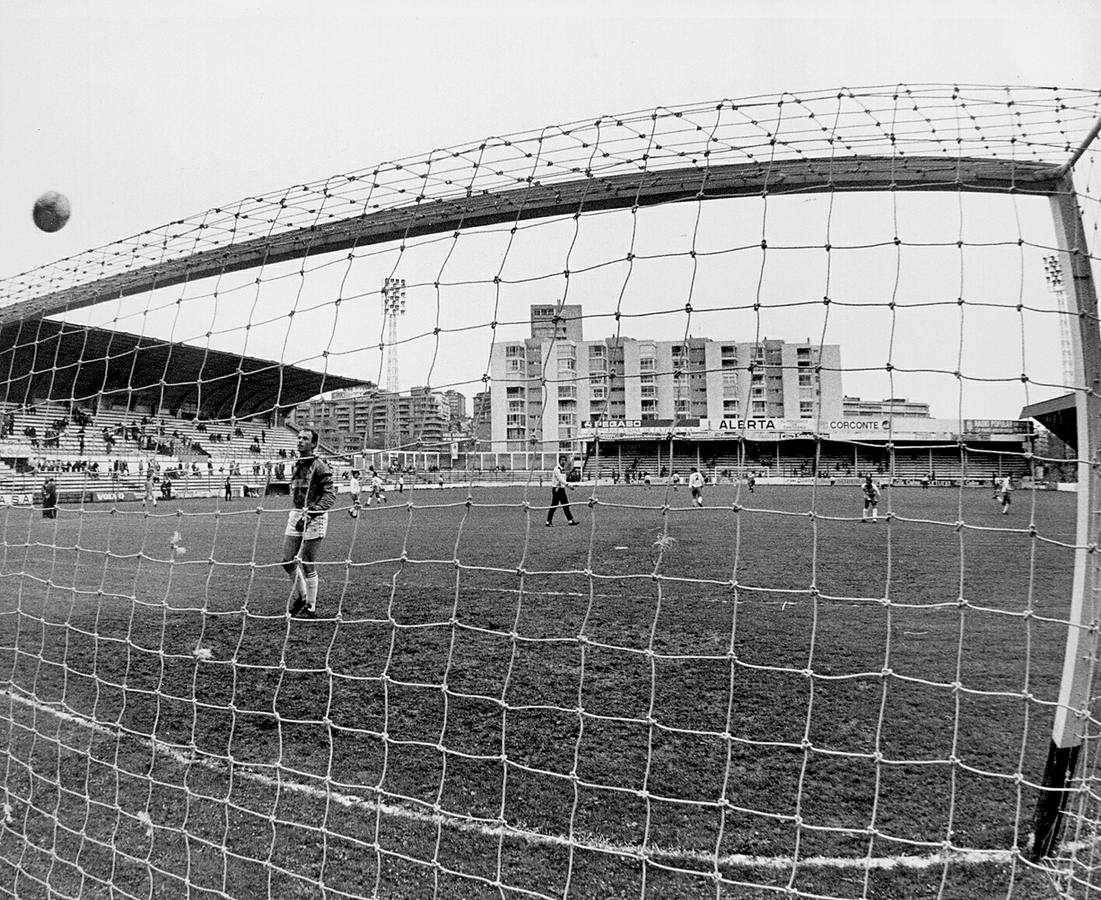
[
  {"left": 381, "top": 277, "right": 407, "bottom": 453},
  {"left": 1043, "top": 255, "right": 1075, "bottom": 386},
  {"left": 382, "top": 277, "right": 407, "bottom": 393}
]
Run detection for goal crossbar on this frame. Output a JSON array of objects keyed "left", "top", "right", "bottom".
[{"left": 0, "top": 155, "right": 1065, "bottom": 326}]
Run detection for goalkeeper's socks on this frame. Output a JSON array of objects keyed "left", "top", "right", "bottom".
[
  {"left": 305, "top": 573, "right": 319, "bottom": 612},
  {"left": 293, "top": 567, "right": 307, "bottom": 600}
]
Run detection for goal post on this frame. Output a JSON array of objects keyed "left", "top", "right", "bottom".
[{"left": 1031, "top": 171, "right": 1101, "bottom": 861}]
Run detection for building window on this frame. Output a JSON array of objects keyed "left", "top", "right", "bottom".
[{"left": 799, "top": 401, "right": 814, "bottom": 417}]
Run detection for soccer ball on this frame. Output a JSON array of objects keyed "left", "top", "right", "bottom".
[{"left": 33, "top": 191, "right": 71, "bottom": 233}]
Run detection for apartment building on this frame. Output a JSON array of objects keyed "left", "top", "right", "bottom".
[
  {"left": 488, "top": 307, "right": 844, "bottom": 452},
  {"left": 842, "top": 396, "right": 931, "bottom": 418},
  {"left": 293, "top": 386, "right": 451, "bottom": 452}
]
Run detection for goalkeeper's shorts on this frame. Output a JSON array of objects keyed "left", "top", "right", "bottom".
[{"left": 285, "top": 509, "right": 328, "bottom": 540}]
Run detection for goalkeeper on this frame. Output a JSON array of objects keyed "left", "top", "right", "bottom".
[{"left": 283, "top": 428, "right": 335, "bottom": 618}]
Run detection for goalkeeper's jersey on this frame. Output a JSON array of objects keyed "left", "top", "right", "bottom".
[{"left": 290, "top": 455, "right": 335, "bottom": 513}]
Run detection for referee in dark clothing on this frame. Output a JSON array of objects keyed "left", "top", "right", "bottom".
[{"left": 42, "top": 477, "right": 58, "bottom": 519}]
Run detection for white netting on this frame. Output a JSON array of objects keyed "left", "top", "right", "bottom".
[{"left": 0, "top": 84, "right": 1100, "bottom": 900}]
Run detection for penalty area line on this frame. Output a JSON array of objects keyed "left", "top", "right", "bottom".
[{"left": 1, "top": 687, "right": 1031, "bottom": 872}]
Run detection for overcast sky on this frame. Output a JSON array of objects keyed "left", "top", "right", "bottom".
[{"left": 1, "top": 0, "right": 1099, "bottom": 419}]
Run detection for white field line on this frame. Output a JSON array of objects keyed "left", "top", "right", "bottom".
[{"left": 0, "top": 688, "right": 1044, "bottom": 872}]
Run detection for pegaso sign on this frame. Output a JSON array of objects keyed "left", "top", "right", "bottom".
[{"left": 581, "top": 419, "right": 643, "bottom": 429}]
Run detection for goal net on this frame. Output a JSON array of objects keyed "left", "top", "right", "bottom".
[{"left": 1, "top": 85, "right": 1100, "bottom": 900}]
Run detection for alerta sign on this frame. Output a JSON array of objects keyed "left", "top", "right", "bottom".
[{"left": 717, "top": 419, "right": 777, "bottom": 430}]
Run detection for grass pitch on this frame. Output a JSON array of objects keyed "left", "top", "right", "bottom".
[{"left": 0, "top": 483, "right": 1082, "bottom": 899}]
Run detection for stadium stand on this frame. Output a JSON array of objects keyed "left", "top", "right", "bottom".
[{"left": 0, "top": 320, "right": 364, "bottom": 503}]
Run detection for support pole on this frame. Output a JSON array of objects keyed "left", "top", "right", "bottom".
[{"left": 1031, "top": 172, "right": 1101, "bottom": 860}]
